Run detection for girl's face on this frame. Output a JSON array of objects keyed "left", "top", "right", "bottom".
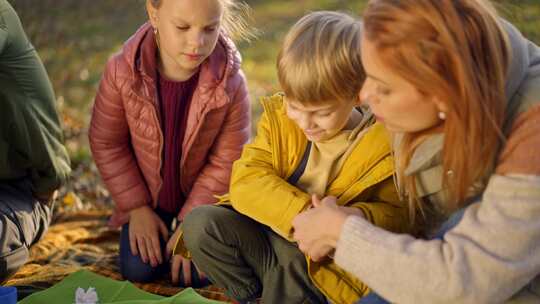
[
  {"left": 359, "top": 33, "right": 444, "bottom": 133},
  {"left": 148, "top": 0, "right": 223, "bottom": 80}
]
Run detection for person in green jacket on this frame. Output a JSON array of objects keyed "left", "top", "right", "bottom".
[{"left": 0, "top": 0, "right": 70, "bottom": 282}]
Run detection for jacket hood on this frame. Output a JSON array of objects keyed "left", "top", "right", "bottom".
[
  {"left": 119, "top": 22, "right": 242, "bottom": 97},
  {"left": 504, "top": 20, "right": 540, "bottom": 101},
  {"left": 503, "top": 20, "right": 540, "bottom": 120}
]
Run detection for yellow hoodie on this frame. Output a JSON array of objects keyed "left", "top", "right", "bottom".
[{"left": 175, "top": 94, "right": 408, "bottom": 303}]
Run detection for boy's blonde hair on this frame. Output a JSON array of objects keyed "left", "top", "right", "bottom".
[{"left": 277, "top": 11, "right": 365, "bottom": 105}]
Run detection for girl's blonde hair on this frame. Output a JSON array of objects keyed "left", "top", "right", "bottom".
[
  {"left": 277, "top": 11, "right": 365, "bottom": 105},
  {"left": 148, "top": 0, "right": 255, "bottom": 41},
  {"left": 363, "top": 0, "right": 510, "bottom": 223}
]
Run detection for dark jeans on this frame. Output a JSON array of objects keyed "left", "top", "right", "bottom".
[
  {"left": 119, "top": 208, "right": 172, "bottom": 283},
  {"left": 119, "top": 208, "right": 208, "bottom": 287},
  {"left": 0, "top": 178, "right": 52, "bottom": 283},
  {"left": 183, "top": 205, "right": 327, "bottom": 304},
  {"left": 356, "top": 207, "right": 468, "bottom": 304}
]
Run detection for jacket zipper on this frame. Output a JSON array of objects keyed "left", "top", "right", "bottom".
[{"left": 141, "top": 75, "right": 164, "bottom": 206}]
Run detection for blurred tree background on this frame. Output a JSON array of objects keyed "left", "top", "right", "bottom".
[{"left": 8, "top": 0, "right": 540, "bottom": 210}]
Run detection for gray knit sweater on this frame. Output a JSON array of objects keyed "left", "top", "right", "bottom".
[{"left": 335, "top": 175, "right": 540, "bottom": 303}]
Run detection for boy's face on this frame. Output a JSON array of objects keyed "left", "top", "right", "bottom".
[{"left": 285, "top": 97, "right": 359, "bottom": 142}]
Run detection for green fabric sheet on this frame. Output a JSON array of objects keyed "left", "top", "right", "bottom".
[{"left": 19, "top": 270, "right": 225, "bottom": 304}]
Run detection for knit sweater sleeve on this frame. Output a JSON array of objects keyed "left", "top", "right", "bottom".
[
  {"left": 335, "top": 175, "right": 540, "bottom": 304},
  {"left": 334, "top": 107, "right": 540, "bottom": 304}
]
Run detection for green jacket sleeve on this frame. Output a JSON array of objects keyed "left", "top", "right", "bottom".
[{"left": 0, "top": 0, "right": 71, "bottom": 196}]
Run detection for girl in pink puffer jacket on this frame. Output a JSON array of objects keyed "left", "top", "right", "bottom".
[{"left": 89, "top": 0, "right": 252, "bottom": 287}]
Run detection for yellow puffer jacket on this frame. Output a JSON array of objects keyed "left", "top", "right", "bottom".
[
  {"left": 174, "top": 94, "right": 408, "bottom": 303},
  {"left": 229, "top": 95, "right": 409, "bottom": 304}
]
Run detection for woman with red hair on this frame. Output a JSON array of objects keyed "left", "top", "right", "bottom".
[{"left": 293, "top": 0, "right": 540, "bottom": 303}]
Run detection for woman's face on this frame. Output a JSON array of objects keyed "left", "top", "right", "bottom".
[
  {"left": 148, "top": 0, "right": 223, "bottom": 80},
  {"left": 359, "top": 33, "right": 444, "bottom": 133}
]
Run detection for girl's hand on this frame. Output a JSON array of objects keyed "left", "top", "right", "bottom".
[
  {"left": 166, "top": 226, "right": 207, "bottom": 286},
  {"left": 128, "top": 205, "right": 168, "bottom": 267}
]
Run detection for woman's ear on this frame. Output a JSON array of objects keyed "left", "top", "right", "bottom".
[
  {"left": 354, "top": 91, "right": 364, "bottom": 107},
  {"left": 432, "top": 96, "right": 449, "bottom": 115},
  {"left": 146, "top": 0, "right": 159, "bottom": 28}
]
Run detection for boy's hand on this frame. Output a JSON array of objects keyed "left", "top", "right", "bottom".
[
  {"left": 128, "top": 205, "right": 168, "bottom": 267},
  {"left": 311, "top": 194, "right": 323, "bottom": 208}
]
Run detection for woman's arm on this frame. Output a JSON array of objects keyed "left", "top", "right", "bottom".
[
  {"left": 333, "top": 105, "right": 540, "bottom": 304},
  {"left": 335, "top": 175, "right": 540, "bottom": 304}
]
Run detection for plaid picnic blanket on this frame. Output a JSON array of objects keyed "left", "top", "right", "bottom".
[{"left": 4, "top": 210, "right": 232, "bottom": 302}]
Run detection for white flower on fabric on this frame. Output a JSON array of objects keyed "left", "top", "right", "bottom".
[{"left": 75, "top": 287, "right": 99, "bottom": 304}]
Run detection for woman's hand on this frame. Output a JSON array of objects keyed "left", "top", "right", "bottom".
[
  {"left": 166, "top": 226, "right": 207, "bottom": 286},
  {"left": 292, "top": 195, "right": 351, "bottom": 260},
  {"left": 128, "top": 205, "right": 168, "bottom": 267}
]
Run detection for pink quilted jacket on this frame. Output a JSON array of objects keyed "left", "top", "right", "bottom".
[{"left": 89, "top": 23, "right": 251, "bottom": 227}]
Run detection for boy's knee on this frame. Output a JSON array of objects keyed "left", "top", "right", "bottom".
[
  {"left": 268, "top": 233, "right": 307, "bottom": 270},
  {"left": 183, "top": 205, "right": 217, "bottom": 231},
  {"left": 183, "top": 205, "right": 248, "bottom": 257},
  {"left": 183, "top": 205, "right": 226, "bottom": 251}
]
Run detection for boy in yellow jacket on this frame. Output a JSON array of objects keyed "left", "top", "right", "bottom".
[{"left": 179, "top": 11, "right": 408, "bottom": 304}]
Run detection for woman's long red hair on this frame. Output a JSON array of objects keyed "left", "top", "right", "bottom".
[{"left": 363, "top": 0, "right": 511, "bottom": 222}]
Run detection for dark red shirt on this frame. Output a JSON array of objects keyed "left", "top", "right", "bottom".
[{"left": 157, "top": 72, "right": 199, "bottom": 214}]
